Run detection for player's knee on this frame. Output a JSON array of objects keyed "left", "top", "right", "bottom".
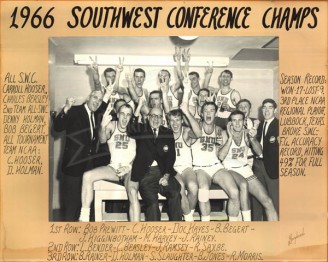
[
  {"left": 239, "top": 180, "right": 249, "bottom": 193},
  {"left": 228, "top": 187, "right": 239, "bottom": 201},
  {"left": 82, "top": 171, "right": 93, "bottom": 184},
  {"left": 187, "top": 182, "right": 198, "bottom": 195},
  {"left": 198, "top": 188, "right": 210, "bottom": 202}
]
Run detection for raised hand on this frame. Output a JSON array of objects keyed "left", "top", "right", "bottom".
[
  {"left": 104, "top": 78, "right": 115, "bottom": 95},
  {"left": 205, "top": 61, "right": 214, "bottom": 76},
  {"left": 116, "top": 57, "right": 124, "bottom": 72},
  {"left": 101, "top": 103, "right": 113, "bottom": 127},
  {"left": 206, "top": 91, "right": 216, "bottom": 102},
  {"left": 63, "top": 97, "right": 75, "bottom": 113},
  {"left": 182, "top": 48, "right": 190, "bottom": 63},
  {"left": 173, "top": 46, "right": 182, "bottom": 62},
  {"left": 226, "top": 122, "right": 233, "bottom": 137},
  {"left": 89, "top": 56, "right": 100, "bottom": 79},
  {"left": 253, "top": 120, "right": 260, "bottom": 130}
]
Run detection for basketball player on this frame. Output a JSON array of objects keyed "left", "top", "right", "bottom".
[
  {"left": 191, "top": 101, "right": 243, "bottom": 221},
  {"left": 219, "top": 110, "right": 278, "bottom": 221},
  {"left": 79, "top": 103, "right": 140, "bottom": 222}
]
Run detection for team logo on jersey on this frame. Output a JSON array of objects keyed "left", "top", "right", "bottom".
[
  {"left": 269, "top": 136, "right": 276, "bottom": 143},
  {"left": 163, "top": 145, "right": 169, "bottom": 152}
]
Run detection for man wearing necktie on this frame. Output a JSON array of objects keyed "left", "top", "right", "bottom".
[
  {"left": 54, "top": 90, "right": 107, "bottom": 221},
  {"left": 254, "top": 98, "right": 279, "bottom": 217},
  {"left": 127, "top": 101, "right": 182, "bottom": 221}
]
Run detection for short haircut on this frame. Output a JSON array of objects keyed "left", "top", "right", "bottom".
[
  {"left": 220, "top": 69, "right": 233, "bottom": 78},
  {"left": 201, "top": 101, "right": 218, "bottom": 114},
  {"left": 134, "top": 68, "right": 146, "bottom": 77},
  {"left": 113, "top": 98, "right": 126, "bottom": 111},
  {"left": 198, "top": 88, "right": 210, "bottom": 96},
  {"left": 236, "top": 99, "right": 252, "bottom": 109},
  {"left": 262, "top": 98, "right": 277, "bottom": 109},
  {"left": 149, "top": 90, "right": 163, "bottom": 99},
  {"left": 117, "top": 103, "right": 133, "bottom": 114},
  {"left": 168, "top": 109, "right": 183, "bottom": 119},
  {"left": 229, "top": 110, "right": 245, "bottom": 121},
  {"left": 158, "top": 69, "right": 171, "bottom": 79},
  {"left": 189, "top": 71, "right": 200, "bottom": 78},
  {"left": 90, "top": 89, "right": 104, "bottom": 97},
  {"left": 103, "top": 67, "right": 116, "bottom": 75}
]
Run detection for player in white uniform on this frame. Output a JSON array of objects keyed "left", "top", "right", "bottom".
[
  {"left": 158, "top": 69, "right": 181, "bottom": 110},
  {"left": 89, "top": 57, "right": 135, "bottom": 112},
  {"left": 79, "top": 103, "right": 140, "bottom": 222},
  {"left": 168, "top": 99, "right": 202, "bottom": 221},
  {"left": 193, "top": 88, "right": 211, "bottom": 123},
  {"left": 219, "top": 110, "right": 278, "bottom": 221},
  {"left": 191, "top": 101, "right": 243, "bottom": 221},
  {"left": 202, "top": 69, "right": 240, "bottom": 129},
  {"left": 126, "top": 68, "right": 149, "bottom": 116}
]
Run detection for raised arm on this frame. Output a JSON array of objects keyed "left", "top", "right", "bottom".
[
  {"left": 89, "top": 56, "right": 102, "bottom": 91},
  {"left": 202, "top": 61, "right": 213, "bottom": 89},
  {"left": 180, "top": 100, "right": 202, "bottom": 139},
  {"left": 160, "top": 76, "right": 171, "bottom": 114},
  {"left": 125, "top": 68, "right": 138, "bottom": 103},
  {"left": 54, "top": 97, "right": 75, "bottom": 132},
  {"left": 247, "top": 123, "right": 262, "bottom": 156},
  {"left": 99, "top": 103, "right": 114, "bottom": 144},
  {"left": 217, "top": 122, "right": 233, "bottom": 161}
]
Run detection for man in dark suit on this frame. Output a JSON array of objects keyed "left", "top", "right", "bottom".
[
  {"left": 54, "top": 90, "right": 106, "bottom": 221},
  {"left": 127, "top": 100, "right": 182, "bottom": 221},
  {"left": 254, "top": 98, "right": 279, "bottom": 216}
]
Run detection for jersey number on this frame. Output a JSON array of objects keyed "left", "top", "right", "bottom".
[
  {"left": 232, "top": 153, "right": 244, "bottom": 159},
  {"left": 116, "top": 141, "right": 128, "bottom": 149},
  {"left": 201, "top": 143, "right": 214, "bottom": 152}
]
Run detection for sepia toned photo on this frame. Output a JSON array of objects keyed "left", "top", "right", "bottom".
[{"left": 49, "top": 36, "right": 279, "bottom": 223}]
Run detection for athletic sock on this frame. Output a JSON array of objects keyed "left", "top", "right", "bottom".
[
  {"left": 238, "top": 211, "right": 243, "bottom": 221},
  {"left": 229, "top": 216, "right": 239, "bottom": 222},
  {"left": 184, "top": 212, "right": 194, "bottom": 222},
  {"left": 79, "top": 207, "right": 90, "bottom": 222},
  {"left": 201, "top": 215, "right": 210, "bottom": 222},
  {"left": 242, "top": 210, "right": 252, "bottom": 221}
]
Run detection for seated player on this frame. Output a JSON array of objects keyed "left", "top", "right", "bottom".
[
  {"left": 219, "top": 110, "right": 278, "bottom": 221},
  {"left": 79, "top": 103, "right": 140, "bottom": 222},
  {"left": 168, "top": 97, "right": 202, "bottom": 221},
  {"left": 191, "top": 101, "right": 244, "bottom": 221}
]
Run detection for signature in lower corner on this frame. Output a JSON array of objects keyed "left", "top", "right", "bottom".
[{"left": 288, "top": 228, "right": 305, "bottom": 246}]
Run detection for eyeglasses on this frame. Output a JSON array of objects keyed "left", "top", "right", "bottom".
[{"left": 149, "top": 114, "right": 163, "bottom": 119}]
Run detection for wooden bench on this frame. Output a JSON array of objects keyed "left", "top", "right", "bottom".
[{"left": 94, "top": 180, "right": 229, "bottom": 221}]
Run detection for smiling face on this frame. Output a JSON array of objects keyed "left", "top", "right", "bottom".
[
  {"left": 134, "top": 71, "right": 145, "bottom": 88},
  {"left": 219, "top": 72, "right": 232, "bottom": 87},
  {"left": 189, "top": 73, "right": 200, "bottom": 89},
  {"left": 86, "top": 90, "right": 104, "bottom": 112},
  {"left": 149, "top": 107, "right": 163, "bottom": 129},
  {"left": 230, "top": 113, "right": 244, "bottom": 132},
  {"left": 202, "top": 103, "right": 217, "bottom": 125},
  {"left": 262, "top": 102, "right": 276, "bottom": 120},
  {"left": 117, "top": 105, "right": 133, "bottom": 130},
  {"left": 198, "top": 89, "right": 209, "bottom": 106},
  {"left": 237, "top": 101, "right": 251, "bottom": 118},
  {"left": 169, "top": 114, "right": 183, "bottom": 133}
]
